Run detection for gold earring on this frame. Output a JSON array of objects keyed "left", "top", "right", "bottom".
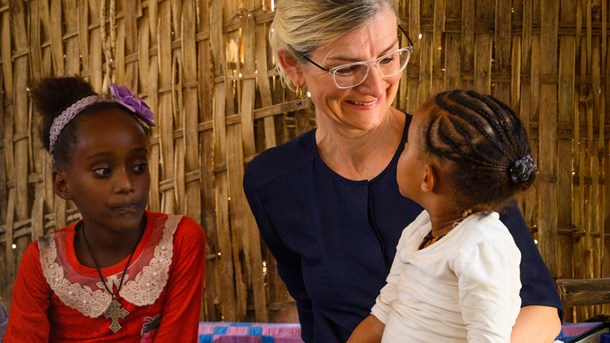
[{"left": 295, "top": 85, "right": 304, "bottom": 106}]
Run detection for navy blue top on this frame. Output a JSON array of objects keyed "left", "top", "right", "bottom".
[{"left": 243, "top": 115, "right": 563, "bottom": 343}]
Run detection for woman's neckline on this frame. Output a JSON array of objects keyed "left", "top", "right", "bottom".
[{"left": 312, "top": 111, "right": 410, "bottom": 183}]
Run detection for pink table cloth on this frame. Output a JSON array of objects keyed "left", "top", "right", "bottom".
[{"left": 198, "top": 322, "right": 303, "bottom": 343}]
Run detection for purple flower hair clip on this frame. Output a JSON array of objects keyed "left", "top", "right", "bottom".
[{"left": 109, "top": 84, "right": 156, "bottom": 127}]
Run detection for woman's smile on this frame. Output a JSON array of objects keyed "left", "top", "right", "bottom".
[{"left": 346, "top": 97, "right": 380, "bottom": 108}]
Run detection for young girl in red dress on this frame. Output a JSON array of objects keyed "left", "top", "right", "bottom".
[{"left": 5, "top": 77, "right": 206, "bottom": 342}]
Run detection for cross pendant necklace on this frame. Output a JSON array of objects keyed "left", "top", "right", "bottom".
[
  {"left": 104, "top": 298, "right": 130, "bottom": 333},
  {"left": 82, "top": 223, "right": 144, "bottom": 333}
]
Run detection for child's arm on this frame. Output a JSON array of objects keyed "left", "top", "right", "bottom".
[
  {"left": 153, "top": 216, "right": 206, "bottom": 341},
  {"left": 347, "top": 315, "right": 384, "bottom": 343},
  {"left": 4, "top": 242, "right": 51, "bottom": 342},
  {"left": 454, "top": 239, "right": 522, "bottom": 342},
  {"left": 510, "top": 306, "right": 562, "bottom": 343}
]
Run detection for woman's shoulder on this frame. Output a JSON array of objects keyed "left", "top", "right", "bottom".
[{"left": 244, "top": 129, "right": 316, "bottom": 186}]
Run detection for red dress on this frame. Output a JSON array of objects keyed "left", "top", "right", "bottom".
[{"left": 5, "top": 211, "right": 206, "bottom": 342}]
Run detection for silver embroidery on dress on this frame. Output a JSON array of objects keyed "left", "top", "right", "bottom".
[
  {"left": 38, "top": 215, "right": 182, "bottom": 318},
  {"left": 39, "top": 235, "right": 111, "bottom": 318},
  {"left": 120, "top": 215, "right": 180, "bottom": 305}
]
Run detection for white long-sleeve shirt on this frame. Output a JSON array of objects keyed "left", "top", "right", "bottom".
[{"left": 371, "top": 210, "right": 521, "bottom": 343}]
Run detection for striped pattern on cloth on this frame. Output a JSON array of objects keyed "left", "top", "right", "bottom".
[{"left": 198, "top": 322, "right": 303, "bottom": 343}]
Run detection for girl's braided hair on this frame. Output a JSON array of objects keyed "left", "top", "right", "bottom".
[{"left": 423, "top": 89, "right": 536, "bottom": 212}]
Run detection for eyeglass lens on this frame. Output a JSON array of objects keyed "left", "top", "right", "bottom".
[{"left": 333, "top": 49, "right": 411, "bottom": 88}]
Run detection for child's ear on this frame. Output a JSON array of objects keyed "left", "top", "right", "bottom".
[
  {"left": 277, "top": 48, "right": 305, "bottom": 88},
  {"left": 421, "top": 164, "right": 437, "bottom": 193},
  {"left": 53, "top": 169, "right": 72, "bottom": 200}
]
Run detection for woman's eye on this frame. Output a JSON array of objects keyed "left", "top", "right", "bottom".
[
  {"left": 379, "top": 55, "right": 396, "bottom": 65},
  {"left": 133, "top": 163, "right": 148, "bottom": 174},
  {"left": 335, "top": 67, "right": 354, "bottom": 76},
  {"left": 93, "top": 167, "right": 111, "bottom": 176},
  {"left": 335, "top": 64, "right": 363, "bottom": 76}
]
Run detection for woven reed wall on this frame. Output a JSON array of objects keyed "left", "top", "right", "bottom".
[{"left": 0, "top": 0, "right": 608, "bottom": 323}]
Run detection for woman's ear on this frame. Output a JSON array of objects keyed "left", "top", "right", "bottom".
[
  {"left": 53, "top": 169, "right": 72, "bottom": 201},
  {"left": 277, "top": 48, "right": 305, "bottom": 88}
]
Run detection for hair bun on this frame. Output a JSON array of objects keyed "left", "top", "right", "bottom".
[{"left": 509, "top": 155, "right": 537, "bottom": 183}]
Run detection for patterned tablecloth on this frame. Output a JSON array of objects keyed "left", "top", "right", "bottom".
[
  {"left": 556, "top": 322, "right": 609, "bottom": 343},
  {"left": 198, "top": 322, "right": 303, "bottom": 343},
  {"left": 198, "top": 321, "right": 610, "bottom": 343}
]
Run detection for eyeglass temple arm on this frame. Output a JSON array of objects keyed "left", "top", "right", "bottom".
[
  {"left": 398, "top": 25, "right": 415, "bottom": 49},
  {"left": 301, "top": 54, "right": 330, "bottom": 72}
]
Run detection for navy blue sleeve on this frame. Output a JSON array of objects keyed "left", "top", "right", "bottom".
[
  {"left": 500, "top": 201, "right": 564, "bottom": 320},
  {"left": 243, "top": 168, "right": 314, "bottom": 343}
]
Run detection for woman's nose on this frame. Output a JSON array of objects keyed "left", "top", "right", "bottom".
[{"left": 358, "top": 63, "right": 385, "bottom": 90}]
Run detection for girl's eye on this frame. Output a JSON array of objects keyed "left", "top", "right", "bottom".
[
  {"left": 133, "top": 163, "right": 148, "bottom": 174},
  {"left": 93, "top": 167, "right": 111, "bottom": 177}
]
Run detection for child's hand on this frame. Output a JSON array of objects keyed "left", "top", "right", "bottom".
[{"left": 347, "top": 315, "right": 384, "bottom": 343}]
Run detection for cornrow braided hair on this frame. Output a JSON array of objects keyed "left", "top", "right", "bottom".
[{"left": 424, "top": 89, "right": 536, "bottom": 211}]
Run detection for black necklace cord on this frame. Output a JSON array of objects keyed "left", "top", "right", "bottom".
[{"left": 82, "top": 223, "right": 145, "bottom": 298}]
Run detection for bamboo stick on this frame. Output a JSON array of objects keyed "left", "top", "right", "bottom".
[{"left": 210, "top": 0, "right": 238, "bottom": 321}]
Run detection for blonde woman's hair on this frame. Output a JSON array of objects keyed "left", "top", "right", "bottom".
[{"left": 270, "top": 0, "right": 398, "bottom": 89}]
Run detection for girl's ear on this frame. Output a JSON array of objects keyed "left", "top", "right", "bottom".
[
  {"left": 53, "top": 169, "right": 72, "bottom": 200},
  {"left": 421, "top": 164, "right": 437, "bottom": 193},
  {"left": 277, "top": 48, "right": 306, "bottom": 88}
]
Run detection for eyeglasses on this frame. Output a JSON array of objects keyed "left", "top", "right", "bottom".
[{"left": 301, "top": 46, "right": 413, "bottom": 89}]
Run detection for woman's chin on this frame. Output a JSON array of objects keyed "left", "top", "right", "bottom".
[{"left": 336, "top": 113, "right": 377, "bottom": 128}]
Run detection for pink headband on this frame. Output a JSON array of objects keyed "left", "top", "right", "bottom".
[
  {"left": 48, "top": 84, "right": 155, "bottom": 156},
  {"left": 49, "top": 96, "right": 112, "bottom": 154}
]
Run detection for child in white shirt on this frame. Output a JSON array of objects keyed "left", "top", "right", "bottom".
[{"left": 350, "top": 89, "right": 537, "bottom": 342}]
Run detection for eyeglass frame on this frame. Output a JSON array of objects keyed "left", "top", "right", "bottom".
[{"left": 299, "top": 25, "right": 415, "bottom": 89}]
